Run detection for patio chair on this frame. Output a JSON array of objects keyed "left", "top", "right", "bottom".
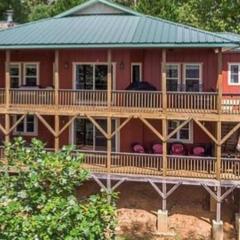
[
  {"left": 152, "top": 143, "right": 163, "bottom": 154},
  {"left": 132, "top": 143, "right": 146, "bottom": 153},
  {"left": 170, "top": 143, "right": 187, "bottom": 155}
]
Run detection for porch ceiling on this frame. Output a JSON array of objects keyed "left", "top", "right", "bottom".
[{"left": 0, "top": 0, "right": 239, "bottom": 49}]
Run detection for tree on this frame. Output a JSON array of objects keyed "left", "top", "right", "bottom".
[{"left": 0, "top": 138, "right": 117, "bottom": 240}]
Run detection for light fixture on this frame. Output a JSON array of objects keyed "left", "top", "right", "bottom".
[{"left": 64, "top": 62, "right": 69, "bottom": 69}]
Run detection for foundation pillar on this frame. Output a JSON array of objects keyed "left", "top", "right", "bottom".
[
  {"left": 235, "top": 213, "right": 240, "bottom": 240},
  {"left": 212, "top": 220, "right": 223, "bottom": 240},
  {"left": 157, "top": 210, "right": 168, "bottom": 233},
  {"left": 210, "top": 196, "right": 216, "bottom": 212}
]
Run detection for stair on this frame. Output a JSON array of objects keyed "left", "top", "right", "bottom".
[{"left": 222, "top": 123, "right": 239, "bottom": 153}]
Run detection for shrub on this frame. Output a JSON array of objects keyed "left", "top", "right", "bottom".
[{"left": 0, "top": 137, "right": 117, "bottom": 240}]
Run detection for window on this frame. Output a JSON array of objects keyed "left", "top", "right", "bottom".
[
  {"left": 228, "top": 64, "right": 240, "bottom": 85},
  {"left": 184, "top": 64, "right": 202, "bottom": 92},
  {"left": 10, "top": 63, "right": 21, "bottom": 88},
  {"left": 74, "top": 118, "right": 116, "bottom": 151},
  {"left": 75, "top": 64, "right": 112, "bottom": 90},
  {"left": 166, "top": 64, "right": 180, "bottom": 91},
  {"left": 23, "top": 63, "right": 39, "bottom": 87},
  {"left": 131, "top": 63, "right": 142, "bottom": 83},
  {"left": 14, "top": 115, "right": 37, "bottom": 135},
  {"left": 168, "top": 120, "right": 193, "bottom": 143}
]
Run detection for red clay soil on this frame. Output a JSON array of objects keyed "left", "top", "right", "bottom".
[{"left": 77, "top": 181, "right": 237, "bottom": 240}]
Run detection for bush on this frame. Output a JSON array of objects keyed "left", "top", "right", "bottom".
[{"left": 0, "top": 138, "right": 117, "bottom": 240}]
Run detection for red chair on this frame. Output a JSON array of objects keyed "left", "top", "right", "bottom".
[
  {"left": 170, "top": 143, "right": 186, "bottom": 155},
  {"left": 192, "top": 146, "right": 205, "bottom": 156},
  {"left": 152, "top": 143, "right": 163, "bottom": 154},
  {"left": 132, "top": 143, "right": 145, "bottom": 153}
]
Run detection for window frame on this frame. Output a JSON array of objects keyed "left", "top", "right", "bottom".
[
  {"left": 10, "top": 62, "right": 21, "bottom": 88},
  {"left": 131, "top": 62, "right": 142, "bottom": 83},
  {"left": 168, "top": 120, "right": 193, "bottom": 144},
  {"left": 228, "top": 63, "right": 240, "bottom": 86},
  {"left": 73, "top": 62, "right": 116, "bottom": 90},
  {"left": 23, "top": 62, "right": 40, "bottom": 87},
  {"left": 13, "top": 115, "right": 38, "bottom": 136},
  {"left": 183, "top": 63, "right": 203, "bottom": 92},
  {"left": 166, "top": 63, "right": 181, "bottom": 91}
]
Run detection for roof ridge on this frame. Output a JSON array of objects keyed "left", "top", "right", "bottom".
[
  {"left": 144, "top": 15, "right": 239, "bottom": 43},
  {"left": 55, "top": 0, "right": 142, "bottom": 18}
]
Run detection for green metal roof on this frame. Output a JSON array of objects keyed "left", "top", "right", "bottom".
[{"left": 0, "top": 0, "right": 238, "bottom": 49}]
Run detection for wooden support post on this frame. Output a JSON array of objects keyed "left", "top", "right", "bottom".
[
  {"left": 162, "top": 181, "right": 167, "bottom": 211},
  {"left": 216, "top": 185, "right": 221, "bottom": 222},
  {"left": 216, "top": 121, "right": 221, "bottom": 180},
  {"left": 161, "top": 49, "right": 167, "bottom": 112},
  {"left": 162, "top": 118, "right": 167, "bottom": 176},
  {"left": 217, "top": 48, "right": 223, "bottom": 114},
  {"left": 107, "top": 49, "right": 112, "bottom": 108},
  {"left": 5, "top": 114, "right": 10, "bottom": 143},
  {"left": 54, "top": 115, "right": 60, "bottom": 151},
  {"left": 107, "top": 117, "right": 112, "bottom": 173},
  {"left": 5, "top": 50, "right": 10, "bottom": 109},
  {"left": 54, "top": 50, "right": 59, "bottom": 106}
]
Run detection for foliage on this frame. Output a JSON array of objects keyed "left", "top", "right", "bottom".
[{"left": 0, "top": 138, "right": 117, "bottom": 240}]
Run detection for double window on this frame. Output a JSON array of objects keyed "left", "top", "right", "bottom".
[
  {"left": 14, "top": 115, "right": 38, "bottom": 136},
  {"left": 228, "top": 63, "right": 240, "bottom": 86},
  {"left": 168, "top": 120, "right": 193, "bottom": 143},
  {"left": 10, "top": 63, "right": 39, "bottom": 88},
  {"left": 166, "top": 63, "right": 202, "bottom": 92}
]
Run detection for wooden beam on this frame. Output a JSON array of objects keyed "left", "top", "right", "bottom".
[
  {"left": 217, "top": 48, "right": 223, "bottom": 114},
  {"left": 92, "top": 175, "right": 107, "bottom": 191},
  {"left": 111, "top": 178, "right": 126, "bottom": 191},
  {"left": 36, "top": 113, "right": 57, "bottom": 137},
  {"left": 149, "top": 180, "right": 165, "bottom": 199},
  {"left": 161, "top": 49, "right": 167, "bottom": 111},
  {"left": 5, "top": 50, "right": 10, "bottom": 109},
  {"left": 58, "top": 115, "right": 78, "bottom": 137},
  {"left": 0, "top": 122, "right": 7, "bottom": 135},
  {"left": 162, "top": 118, "right": 167, "bottom": 176},
  {"left": 54, "top": 115, "right": 60, "bottom": 151},
  {"left": 107, "top": 117, "right": 112, "bottom": 173},
  {"left": 86, "top": 115, "right": 109, "bottom": 139},
  {"left": 111, "top": 116, "right": 132, "bottom": 138},
  {"left": 166, "top": 182, "right": 182, "bottom": 198},
  {"left": 219, "top": 185, "right": 237, "bottom": 202},
  {"left": 8, "top": 114, "right": 26, "bottom": 134},
  {"left": 107, "top": 49, "right": 112, "bottom": 108},
  {"left": 5, "top": 114, "right": 10, "bottom": 143},
  {"left": 166, "top": 118, "right": 192, "bottom": 141},
  {"left": 54, "top": 50, "right": 59, "bottom": 106},
  {"left": 216, "top": 121, "right": 221, "bottom": 180},
  {"left": 220, "top": 122, "right": 240, "bottom": 145},
  {"left": 139, "top": 117, "right": 164, "bottom": 141},
  {"left": 193, "top": 118, "right": 218, "bottom": 144}
]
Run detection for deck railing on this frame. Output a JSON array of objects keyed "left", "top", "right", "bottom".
[
  {"left": 167, "top": 92, "right": 218, "bottom": 113},
  {"left": 10, "top": 89, "right": 54, "bottom": 106},
  {"left": 222, "top": 93, "right": 240, "bottom": 114},
  {"left": 167, "top": 155, "right": 216, "bottom": 179},
  {"left": 1, "top": 89, "right": 239, "bottom": 114},
  {"left": 221, "top": 158, "right": 240, "bottom": 180},
  {"left": 112, "top": 90, "right": 162, "bottom": 111}
]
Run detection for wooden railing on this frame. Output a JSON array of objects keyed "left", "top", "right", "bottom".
[
  {"left": 222, "top": 93, "right": 240, "bottom": 114},
  {"left": 59, "top": 90, "right": 108, "bottom": 108},
  {"left": 112, "top": 90, "right": 162, "bottom": 111},
  {"left": 167, "top": 155, "right": 216, "bottom": 179},
  {"left": 167, "top": 92, "right": 218, "bottom": 113},
  {"left": 10, "top": 89, "right": 54, "bottom": 106},
  {"left": 221, "top": 158, "right": 240, "bottom": 180},
  {"left": 2, "top": 89, "right": 240, "bottom": 115}
]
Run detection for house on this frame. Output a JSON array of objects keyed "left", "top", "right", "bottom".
[{"left": 0, "top": 0, "right": 239, "bottom": 237}]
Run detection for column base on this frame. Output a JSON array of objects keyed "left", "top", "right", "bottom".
[
  {"left": 212, "top": 220, "right": 223, "bottom": 240},
  {"left": 157, "top": 210, "right": 168, "bottom": 234},
  {"left": 235, "top": 213, "right": 240, "bottom": 240}
]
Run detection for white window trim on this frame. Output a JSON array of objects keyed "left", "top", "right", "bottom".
[
  {"left": 168, "top": 120, "right": 193, "bottom": 144},
  {"left": 166, "top": 63, "right": 181, "bottom": 90},
  {"left": 23, "top": 62, "right": 40, "bottom": 86},
  {"left": 131, "top": 62, "right": 142, "bottom": 83},
  {"left": 13, "top": 115, "right": 38, "bottom": 136},
  {"left": 183, "top": 63, "right": 203, "bottom": 88},
  {"left": 228, "top": 63, "right": 240, "bottom": 86},
  {"left": 10, "top": 62, "right": 21, "bottom": 87},
  {"left": 72, "top": 62, "right": 116, "bottom": 90},
  {"left": 69, "top": 118, "right": 120, "bottom": 152}
]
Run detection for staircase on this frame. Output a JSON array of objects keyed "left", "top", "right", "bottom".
[{"left": 222, "top": 123, "right": 239, "bottom": 154}]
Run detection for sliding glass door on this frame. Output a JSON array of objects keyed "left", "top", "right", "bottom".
[{"left": 73, "top": 118, "right": 116, "bottom": 151}]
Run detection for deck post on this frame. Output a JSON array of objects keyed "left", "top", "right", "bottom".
[
  {"left": 54, "top": 50, "right": 59, "bottom": 106},
  {"left": 161, "top": 49, "right": 167, "bottom": 176},
  {"left": 54, "top": 115, "right": 60, "bottom": 151},
  {"left": 5, "top": 50, "right": 10, "bottom": 143},
  {"left": 216, "top": 121, "right": 221, "bottom": 180},
  {"left": 107, "top": 116, "right": 112, "bottom": 173},
  {"left": 107, "top": 49, "right": 112, "bottom": 108},
  {"left": 217, "top": 48, "right": 223, "bottom": 114}
]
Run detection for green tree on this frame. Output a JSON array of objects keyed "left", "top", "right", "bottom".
[{"left": 0, "top": 138, "right": 117, "bottom": 240}]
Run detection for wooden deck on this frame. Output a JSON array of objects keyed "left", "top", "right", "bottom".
[{"left": 0, "top": 89, "right": 235, "bottom": 117}]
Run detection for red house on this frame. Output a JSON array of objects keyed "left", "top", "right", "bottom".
[{"left": 0, "top": 0, "right": 240, "bottom": 237}]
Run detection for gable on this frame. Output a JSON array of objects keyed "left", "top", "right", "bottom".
[{"left": 69, "top": 2, "right": 126, "bottom": 16}]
